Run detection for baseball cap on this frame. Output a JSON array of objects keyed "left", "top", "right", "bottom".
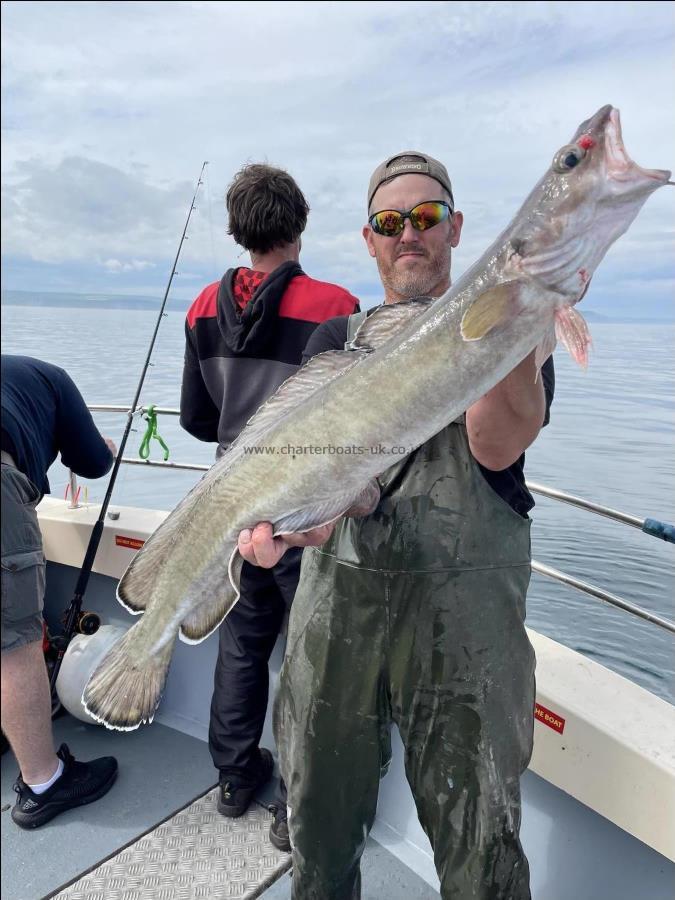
[{"left": 367, "top": 151, "right": 454, "bottom": 212}]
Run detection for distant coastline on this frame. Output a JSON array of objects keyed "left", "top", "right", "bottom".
[
  {"left": 1, "top": 289, "right": 191, "bottom": 312},
  {"left": 1, "top": 289, "right": 673, "bottom": 324}
]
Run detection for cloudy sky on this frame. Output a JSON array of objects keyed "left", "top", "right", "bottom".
[{"left": 2, "top": 0, "right": 674, "bottom": 317}]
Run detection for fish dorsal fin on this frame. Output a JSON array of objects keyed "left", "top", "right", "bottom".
[
  {"left": 460, "top": 282, "right": 522, "bottom": 340},
  {"left": 228, "top": 349, "right": 368, "bottom": 454},
  {"left": 350, "top": 296, "right": 436, "bottom": 351}
]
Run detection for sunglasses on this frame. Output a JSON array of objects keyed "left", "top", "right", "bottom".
[{"left": 368, "top": 200, "right": 452, "bottom": 237}]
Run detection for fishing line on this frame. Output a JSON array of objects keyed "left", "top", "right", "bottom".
[{"left": 49, "top": 161, "right": 209, "bottom": 693}]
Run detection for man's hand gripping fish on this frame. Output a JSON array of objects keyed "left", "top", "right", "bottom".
[{"left": 83, "top": 105, "right": 672, "bottom": 730}]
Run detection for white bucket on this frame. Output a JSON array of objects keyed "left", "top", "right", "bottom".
[{"left": 55, "top": 624, "right": 128, "bottom": 724}]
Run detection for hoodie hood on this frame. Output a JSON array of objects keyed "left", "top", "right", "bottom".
[{"left": 217, "top": 260, "right": 304, "bottom": 356}]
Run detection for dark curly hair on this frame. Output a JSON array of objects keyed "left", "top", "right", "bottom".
[{"left": 226, "top": 164, "right": 310, "bottom": 254}]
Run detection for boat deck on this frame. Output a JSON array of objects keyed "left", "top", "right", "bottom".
[
  {"left": 1, "top": 713, "right": 438, "bottom": 900},
  {"left": 4, "top": 525, "right": 672, "bottom": 899}
]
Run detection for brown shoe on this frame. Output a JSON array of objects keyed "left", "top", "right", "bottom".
[{"left": 269, "top": 804, "right": 291, "bottom": 852}]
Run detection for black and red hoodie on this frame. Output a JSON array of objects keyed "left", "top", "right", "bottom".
[{"left": 180, "top": 261, "right": 359, "bottom": 455}]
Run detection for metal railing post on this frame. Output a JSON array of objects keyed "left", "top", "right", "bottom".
[{"left": 67, "top": 471, "right": 80, "bottom": 509}]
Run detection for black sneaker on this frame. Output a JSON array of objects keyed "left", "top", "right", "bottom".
[
  {"left": 11, "top": 743, "right": 118, "bottom": 830},
  {"left": 269, "top": 804, "right": 291, "bottom": 852},
  {"left": 217, "top": 748, "right": 274, "bottom": 818}
]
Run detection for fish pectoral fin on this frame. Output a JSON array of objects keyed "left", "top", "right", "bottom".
[
  {"left": 554, "top": 305, "right": 592, "bottom": 368},
  {"left": 460, "top": 282, "right": 522, "bottom": 341},
  {"left": 179, "top": 547, "right": 242, "bottom": 644}
]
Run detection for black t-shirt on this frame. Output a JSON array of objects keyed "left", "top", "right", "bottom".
[
  {"left": 302, "top": 312, "right": 555, "bottom": 517},
  {"left": 1, "top": 355, "right": 113, "bottom": 496}
]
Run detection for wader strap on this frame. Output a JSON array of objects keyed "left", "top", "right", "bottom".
[
  {"left": 344, "top": 310, "right": 368, "bottom": 351},
  {"left": 344, "top": 310, "right": 464, "bottom": 423}
]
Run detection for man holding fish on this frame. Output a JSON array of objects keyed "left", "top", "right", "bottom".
[{"left": 239, "top": 150, "right": 554, "bottom": 898}]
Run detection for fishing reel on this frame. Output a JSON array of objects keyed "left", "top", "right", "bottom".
[
  {"left": 75, "top": 611, "right": 101, "bottom": 636},
  {"left": 48, "top": 611, "right": 102, "bottom": 649}
]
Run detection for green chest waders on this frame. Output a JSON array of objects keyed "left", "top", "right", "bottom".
[{"left": 274, "top": 329, "right": 535, "bottom": 900}]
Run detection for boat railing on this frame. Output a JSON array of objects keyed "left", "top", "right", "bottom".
[{"left": 64, "top": 404, "right": 674, "bottom": 635}]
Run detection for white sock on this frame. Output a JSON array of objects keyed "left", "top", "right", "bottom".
[{"left": 28, "top": 758, "right": 64, "bottom": 794}]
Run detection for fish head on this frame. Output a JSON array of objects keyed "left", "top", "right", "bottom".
[{"left": 509, "top": 104, "right": 671, "bottom": 303}]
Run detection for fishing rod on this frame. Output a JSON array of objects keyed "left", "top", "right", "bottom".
[{"left": 49, "top": 161, "right": 209, "bottom": 693}]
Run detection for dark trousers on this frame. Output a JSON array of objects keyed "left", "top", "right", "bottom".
[{"left": 209, "top": 547, "right": 301, "bottom": 807}]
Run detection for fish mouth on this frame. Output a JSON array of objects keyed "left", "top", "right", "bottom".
[{"left": 605, "top": 107, "right": 671, "bottom": 185}]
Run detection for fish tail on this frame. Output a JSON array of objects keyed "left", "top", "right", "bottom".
[{"left": 82, "top": 624, "right": 175, "bottom": 731}]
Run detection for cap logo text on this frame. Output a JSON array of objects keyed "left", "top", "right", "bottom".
[{"left": 388, "top": 163, "right": 423, "bottom": 174}]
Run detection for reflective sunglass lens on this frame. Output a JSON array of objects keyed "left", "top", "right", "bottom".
[
  {"left": 370, "top": 201, "right": 451, "bottom": 236},
  {"left": 410, "top": 202, "right": 449, "bottom": 230},
  {"left": 372, "top": 211, "right": 404, "bottom": 236}
]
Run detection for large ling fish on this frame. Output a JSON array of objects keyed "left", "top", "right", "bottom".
[{"left": 84, "top": 105, "right": 671, "bottom": 730}]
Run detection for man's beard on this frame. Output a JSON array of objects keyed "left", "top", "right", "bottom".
[{"left": 377, "top": 246, "right": 450, "bottom": 301}]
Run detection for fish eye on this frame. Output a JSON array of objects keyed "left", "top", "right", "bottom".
[{"left": 553, "top": 143, "right": 587, "bottom": 174}]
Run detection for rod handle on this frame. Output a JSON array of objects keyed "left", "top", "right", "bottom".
[{"left": 642, "top": 518, "right": 675, "bottom": 544}]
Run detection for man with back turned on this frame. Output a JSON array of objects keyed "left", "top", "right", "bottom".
[{"left": 180, "top": 163, "right": 358, "bottom": 851}]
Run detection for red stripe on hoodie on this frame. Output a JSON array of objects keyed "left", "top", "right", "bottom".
[
  {"left": 186, "top": 282, "right": 219, "bottom": 329},
  {"left": 278, "top": 275, "right": 358, "bottom": 322},
  {"left": 188, "top": 274, "right": 357, "bottom": 328}
]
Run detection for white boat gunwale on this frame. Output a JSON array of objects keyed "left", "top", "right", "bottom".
[{"left": 36, "top": 495, "right": 675, "bottom": 865}]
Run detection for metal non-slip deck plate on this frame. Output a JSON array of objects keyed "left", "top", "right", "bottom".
[{"left": 53, "top": 788, "right": 291, "bottom": 899}]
